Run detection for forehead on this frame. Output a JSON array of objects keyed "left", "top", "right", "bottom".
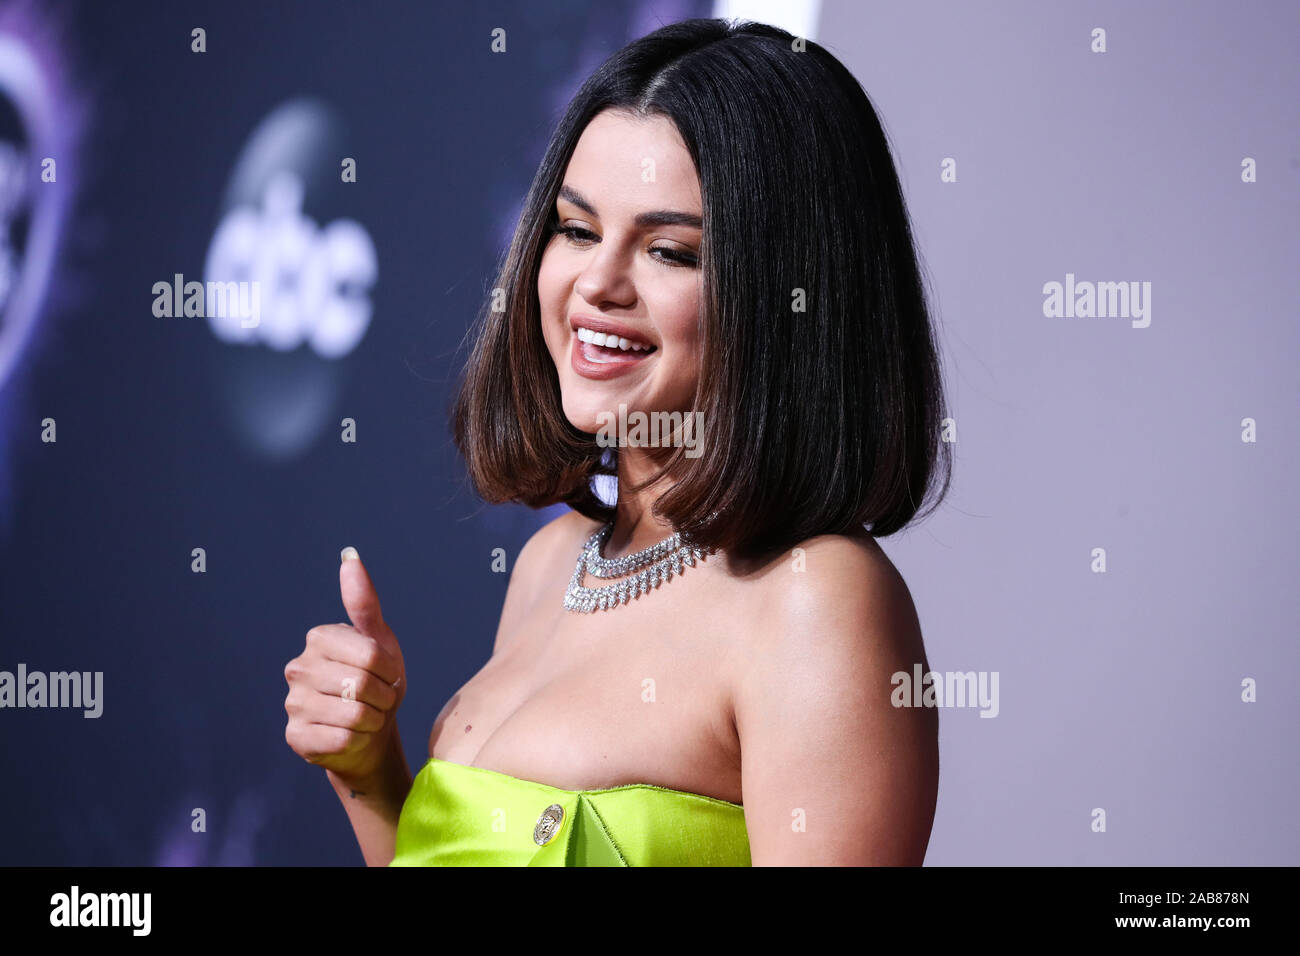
[{"left": 562, "top": 110, "right": 701, "bottom": 213}]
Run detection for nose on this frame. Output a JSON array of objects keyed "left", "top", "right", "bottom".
[{"left": 573, "top": 240, "right": 636, "bottom": 309}]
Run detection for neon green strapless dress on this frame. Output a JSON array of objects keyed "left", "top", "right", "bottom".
[{"left": 388, "top": 757, "right": 751, "bottom": 866}]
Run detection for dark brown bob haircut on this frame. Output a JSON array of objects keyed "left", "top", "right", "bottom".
[{"left": 453, "top": 17, "right": 953, "bottom": 562}]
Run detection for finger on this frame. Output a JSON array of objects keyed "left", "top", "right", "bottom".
[
  {"left": 304, "top": 624, "right": 401, "bottom": 686},
  {"left": 287, "top": 722, "right": 370, "bottom": 761},
  {"left": 302, "top": 659, "right": 398, "bottom": 712},
  {"left": 339, "top": 547, "right": 391, "bottom": 643},
  {"left": 295, "top": 691, "right": 387, "bottom": 734}
]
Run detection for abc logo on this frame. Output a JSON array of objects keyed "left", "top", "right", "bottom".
[{"left": 204, "top": 170, "right": 375, "bottom": 359}]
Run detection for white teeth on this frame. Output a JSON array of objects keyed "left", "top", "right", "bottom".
[{"left": 575, "top": 326, "right": 655, "bottom": 353}]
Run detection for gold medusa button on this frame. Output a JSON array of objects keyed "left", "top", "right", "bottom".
[{"left": 533, "top": 804, "right": 565, "bottom": 845}]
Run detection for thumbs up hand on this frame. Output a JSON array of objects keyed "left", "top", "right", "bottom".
[
  {"left": 283, "top": 547, "right": 408, "bottom": 786},
  {"left": 338, "top": 546, "right": 406, "bottom": 707}
]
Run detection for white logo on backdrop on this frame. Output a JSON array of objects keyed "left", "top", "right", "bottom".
[{"left": 204, "top": 170, "right": 376, "bottom": 358}]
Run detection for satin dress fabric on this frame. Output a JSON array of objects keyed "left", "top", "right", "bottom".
[{"left": 388, "top": 757, "right": 751, "bottom": 867}]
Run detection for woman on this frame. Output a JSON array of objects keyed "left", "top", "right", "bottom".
[{"left": 284, "top": 17, "right": 951, "bottom": 866}]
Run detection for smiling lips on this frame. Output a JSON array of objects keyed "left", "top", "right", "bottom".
[
  {"left": 569, "top": 318, "right": 657, "bottom": 380},
  {"left": 576, "top": 326, "right": 654, "bottom": 352}
]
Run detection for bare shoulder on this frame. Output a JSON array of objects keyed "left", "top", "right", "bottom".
[
  {"left": 491, "top": 509, "right": 602, "bottom": 653},
  {"left": 729, "top": 531, "right": 927, "bottom": 702},
  {"left": 516, "top": 508, "right": 601, "bottom": 571},
  {"left": 731, "top": 531, "right": 938, "bottom": 864},
  {"left": 749, "top": 532, "right": 922, "bottom": 656}
]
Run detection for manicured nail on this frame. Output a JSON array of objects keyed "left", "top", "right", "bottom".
[{"left": 340, "top": 547, "right": 359, "bottom": 562}]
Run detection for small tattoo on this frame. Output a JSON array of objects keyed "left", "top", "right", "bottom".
[{"left": 349, "top": 789, "right": 366, "bottom": 798}]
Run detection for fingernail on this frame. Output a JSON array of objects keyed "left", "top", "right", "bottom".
[{"left": 340, "top": 546, "right": 359, "bottom": 562}]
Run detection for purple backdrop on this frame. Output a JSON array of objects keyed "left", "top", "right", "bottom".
[{"left": 816, "top": 0, "right": 1299, "bottom": 864}]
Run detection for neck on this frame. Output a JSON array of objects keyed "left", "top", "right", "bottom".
[{"left": 604, "top": 446, "right": 679, "bottom": 559}]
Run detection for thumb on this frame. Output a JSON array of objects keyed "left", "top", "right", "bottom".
[{"left": 339, "top": 547, "right": 395, "bottom": 646}]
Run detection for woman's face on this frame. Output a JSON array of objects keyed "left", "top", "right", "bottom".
[{"left": 538, "top": 109, "right": 703, "bottom": 436}]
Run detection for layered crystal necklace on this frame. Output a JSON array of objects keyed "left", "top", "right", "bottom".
[{"left": 563, "top": 521, "right": 713, "bottom": 613}]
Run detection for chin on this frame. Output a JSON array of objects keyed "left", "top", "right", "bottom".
[{"left": 560, "top": 390, "right": 621, "bottom": 436}]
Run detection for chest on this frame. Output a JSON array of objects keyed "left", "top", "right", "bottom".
[{"left": 427, "top": 561, "right": 746, "bottom": 805}]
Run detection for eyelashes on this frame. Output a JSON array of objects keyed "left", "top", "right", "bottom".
[{"left": 552, "top": 224, "right": 699, "bottom": 270}]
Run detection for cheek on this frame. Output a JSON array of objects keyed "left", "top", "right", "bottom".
[
  {"left": 666, "top": 291, "right": 701, "bottom": 352},
  {"left": 536, "top": 251, "right": 569, "bottom": 350},
  {"left": 536, "top": 250, "right": 564, "bottom": 312},
  {"left": 658, "top": 292, "right": 703, "bottom": 398}
]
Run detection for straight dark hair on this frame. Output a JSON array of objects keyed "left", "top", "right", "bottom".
[{"left": 453, "top": 17, "right": 953, "bottom": 562}]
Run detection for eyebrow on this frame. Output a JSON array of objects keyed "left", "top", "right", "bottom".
[{"left": 558, "top": 184, "right": 702, "bottom": 230}]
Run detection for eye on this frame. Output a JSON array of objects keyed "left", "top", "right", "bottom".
[
  {"left": 555, "top": 225, "right": 598, "bottom": 246},
  {"left": 649, "top": 245, "right": 699, "bottom": 269},
  {"left": 554, "top": 224, "right": 698, "bottom": 270}
]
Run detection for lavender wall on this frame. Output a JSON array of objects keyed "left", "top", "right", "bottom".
[{"left": 812, "top": 0, "right": 1298, "bottom": 864}]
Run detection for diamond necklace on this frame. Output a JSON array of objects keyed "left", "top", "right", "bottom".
[{"left": 563, "top": 521, "right": 713, "bottom": 613}]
